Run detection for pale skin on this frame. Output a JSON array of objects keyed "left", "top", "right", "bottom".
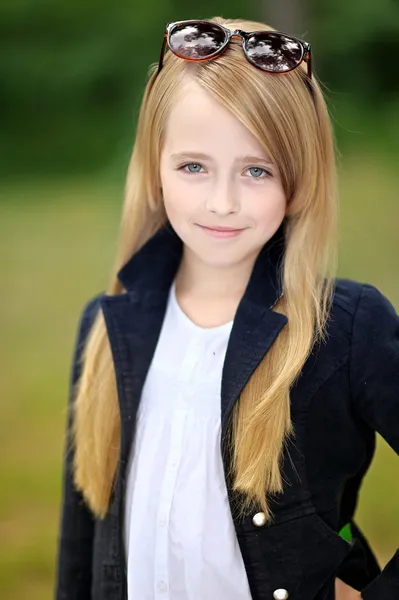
[{"left": 159, "top": 75, "right": 362, "bottom": 600}]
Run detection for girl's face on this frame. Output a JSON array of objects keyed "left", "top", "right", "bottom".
[{"left": 159, "top": 78, "right": 287, "bottom": 272}]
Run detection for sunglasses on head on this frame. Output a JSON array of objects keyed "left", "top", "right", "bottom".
[{"left": 155, "top": 19, "right": 312, "bottom": 81}]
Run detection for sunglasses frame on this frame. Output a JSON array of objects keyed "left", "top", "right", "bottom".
[{"left": 155, "top": 19, "right": 312, "bottom": 81}]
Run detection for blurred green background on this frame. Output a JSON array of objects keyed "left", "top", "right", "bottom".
[{"left": 1, "top": 1, "right": 398, "bottom": 599}]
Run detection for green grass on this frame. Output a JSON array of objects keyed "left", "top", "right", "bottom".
[{"left": 0, "top": 156, "right": 398, "bottom": 598}]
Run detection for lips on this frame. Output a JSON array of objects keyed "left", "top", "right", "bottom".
[{"left": 198, "top": 225, "right": 244, "bottom": 232}]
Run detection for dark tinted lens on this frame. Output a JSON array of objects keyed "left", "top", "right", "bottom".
[
  {"left": 245, "top": 32, "right": 303, "bottom": 72},
  {"left": 169, "top": 22, "right": 227, "bottom": 59}
]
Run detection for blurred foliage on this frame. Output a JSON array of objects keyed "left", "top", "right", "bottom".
[
  {"left": 1, "top": 1, "right": 398, "bottom": 181},
  {"left": 310, "top": 0, "right": 399, "bottom": 100},
  {"left": 309, "top": 0, "right": 399, "bottom": 158}
]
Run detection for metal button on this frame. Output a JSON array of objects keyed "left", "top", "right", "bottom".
[
  {"left": 252, "top": 511, "right": 266, "bottom": 527},
  {"left": 273, "top": 589, "right": 289, "bottom": 600}
]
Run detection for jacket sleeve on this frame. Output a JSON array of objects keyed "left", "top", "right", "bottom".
[
  {"left": 350, "top": 283, "right": 399, "bottom": 600},
  {"left": 54, "top": 294, "right": 103, "bottom": 600}
]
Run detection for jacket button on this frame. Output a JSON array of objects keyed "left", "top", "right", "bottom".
[
  {"left": 252, "top": 511, "right": 266, "bottom": 527},
  {"left": 273, "top": 589, "right": 289, "bottom": 600}
]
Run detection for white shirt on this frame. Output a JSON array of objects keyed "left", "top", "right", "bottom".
[{"left": 124, "top": 278, "right": 253, "bottom": 599}]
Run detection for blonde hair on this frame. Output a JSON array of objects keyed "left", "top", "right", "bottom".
[{"left": 72, "top": 16, "right": 339, "bottom": 520}]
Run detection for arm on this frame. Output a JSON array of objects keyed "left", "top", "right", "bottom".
[
  {"left": 54, "top": 294, "right": 102, "bottom": 600},
  {"left": 350, "top": 283, "right": 399, "bottom": 600}
]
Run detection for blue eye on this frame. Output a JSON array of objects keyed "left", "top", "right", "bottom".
[
  {"left": 180, "top": 163, "right": 204, "bottom": 174},
  {"left": 247, "top": 167, "right": 270, "bottom": 178}
]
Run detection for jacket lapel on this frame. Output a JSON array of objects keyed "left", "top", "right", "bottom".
[
  {"left": 100, "top": 220, "right": 288, "bottom": 466},
  {"left": 221, "top": 299, "right": 287, "bottom": 437}
]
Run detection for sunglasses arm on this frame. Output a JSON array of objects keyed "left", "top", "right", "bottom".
[
  {"left": 304, "top": 43, "right": 312, "bottom": 80},
  {"left": 156, "top": 33, "right": 168, "bottom": 76}
]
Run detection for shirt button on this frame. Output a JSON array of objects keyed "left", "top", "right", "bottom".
[
  {"left": 252, "top": 511, "right": 267, "bottom": 527},
  {"left": 273, "top": 589, "right": 289, "bottom": 600},
  {"left": 159, "top": 517, "right": 167, "bottom": 527},
  {"left": 157, "top": 580, "right": 168, "bottom": 592}
]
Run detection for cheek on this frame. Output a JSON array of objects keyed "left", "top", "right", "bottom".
[
  {"left": 162, "top": 188, "right": 189, "bottom": 218},
  {"left": 250, "top": 183, "right": 287, "bottom": 220},
  {"left": 161, "top": 173, "right": 200, "bottom": 216}
]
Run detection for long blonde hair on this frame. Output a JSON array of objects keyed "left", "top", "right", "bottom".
[{"left": 72, "top": 16, "right": 339, "bottom": 520}]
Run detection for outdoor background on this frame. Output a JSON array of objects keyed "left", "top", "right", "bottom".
[{"left": 1, "top": 1, "right": 398, "bottom": 599}]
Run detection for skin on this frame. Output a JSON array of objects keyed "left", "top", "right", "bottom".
[{"left": 159, "top": 75, "right": 362, "bottom": 599}]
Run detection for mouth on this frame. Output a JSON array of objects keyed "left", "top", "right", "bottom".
[
  {"left": 197, "top": 224, "right": 246, "bottom": 232},
  {"left": 196, "top": 224, "right": 247, "bottom": 239}
]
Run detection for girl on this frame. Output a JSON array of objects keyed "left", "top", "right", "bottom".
[{"left": 55, "top": 17, "right": 399, "bottom": 600}]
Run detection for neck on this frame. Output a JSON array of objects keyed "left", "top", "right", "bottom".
[{"left": 174, "top": 243, "right": 260, "bottom": 304}]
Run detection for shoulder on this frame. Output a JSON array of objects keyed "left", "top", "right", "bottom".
[
  {"left": 331, "top": 277, "right": 363, "bottom": 316},
  {"left": 69, "top": 292, "right": 105, "bottom": 385},
  {"left": 80, "top": 292, "right": 104, "bottom": 327},
  {"left": 74, "top": 291, "right": 105, "bottom": 349},
  {"left": 321, "top": 278, "right": 398, "bottom": 353},
  {"left": 331, "top": 278, "right": 399, "bottom": 360},
  {"left": 331, "top": 277, "right": 398, "bottom": 320}
]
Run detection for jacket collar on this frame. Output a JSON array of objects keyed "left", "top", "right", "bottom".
[{"left": 116, "top": 219, "right": 286, "bottom": 309}]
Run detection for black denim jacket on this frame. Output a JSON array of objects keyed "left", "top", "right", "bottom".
[{"left": 55, "top": 222, "right": 399, "bottom": 600}]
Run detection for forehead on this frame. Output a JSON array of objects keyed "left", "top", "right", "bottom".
[{"left": 162, "top": 79, "right": 269, "bottom": 158}]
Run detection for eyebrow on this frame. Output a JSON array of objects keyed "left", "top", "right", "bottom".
[{"left": 170, "top": 152, "right": 274, "bottom": 165}]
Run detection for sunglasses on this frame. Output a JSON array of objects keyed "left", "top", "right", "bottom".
[{"left": 155, "top": 19, "right": 312, "bottom": 81}]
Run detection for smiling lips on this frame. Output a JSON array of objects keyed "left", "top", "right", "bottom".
[
  {"left": 198, "top": 224, "right": 245, "bottom": 231},
  {"left": 197, "top": 224, "right": 246, "bottom": 238}
]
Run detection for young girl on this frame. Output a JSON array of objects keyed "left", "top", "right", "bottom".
[{"left": 55, "top": 17, "right": 399, "bottom": 600}]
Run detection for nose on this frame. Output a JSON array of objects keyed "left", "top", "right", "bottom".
[{"left": 205, "top": 181, "right": 239, "bottom": 215}]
